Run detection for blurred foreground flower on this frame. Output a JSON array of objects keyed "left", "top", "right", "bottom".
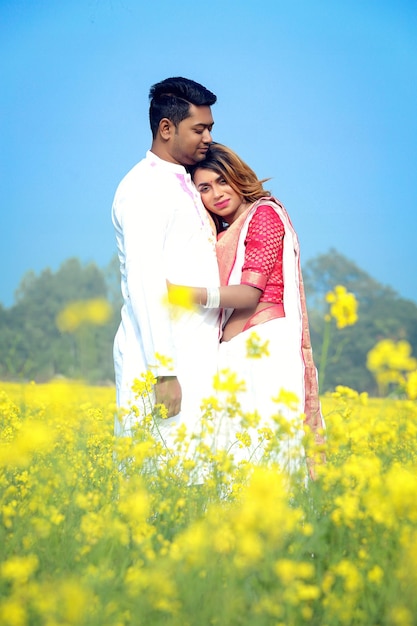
[
  {"left": 406, "top": 370, "right": 417, "bottom": 400},
  {"left": 165, "top": 283, "right": 196, "bottom": 311},
  {"left": 56, "top": 298, "right": 112, "bottom": 332},
  {"left": 55, "top": 298, "right": 113, "bottom": 379},
  {"left": 367, "top": 339, "right": 417, "bottom": 397},
  {"left": 0, "top": 420, "right": 56, "bottom": 468},
  {"left": 325, "top": 285, "right": 358, "bottom": 329},
  {"left": 246, "top": 331, "right": 270, "bottom": 359}
]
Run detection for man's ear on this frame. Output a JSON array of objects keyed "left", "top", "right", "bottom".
[{"left": 159, "top": 117, "right": 175, "bottom": 140}]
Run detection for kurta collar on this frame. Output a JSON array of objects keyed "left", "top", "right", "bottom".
[{"left": 146, "top": 150, "right": 189, "bottom": 175}]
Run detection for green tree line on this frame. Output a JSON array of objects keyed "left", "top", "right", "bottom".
[
  {"left": 0, "top": 257, "right": 120, "bottom": 384},
  {"left": 1, "top": 250, "right": 417, "bottom": 394}
]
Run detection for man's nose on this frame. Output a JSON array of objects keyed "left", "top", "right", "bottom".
[{"left": 202, "top": 128, "right": 212, "bottom": 144}]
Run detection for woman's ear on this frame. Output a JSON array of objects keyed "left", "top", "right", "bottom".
[{"left": 159, "top": 117, "right": 174, "bottom": 140}]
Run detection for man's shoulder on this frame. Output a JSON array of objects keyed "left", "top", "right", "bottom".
[
  {"left": 114, "top": 156, "right": 157, "bottom": 198},
  {"left": 119, "top": 155, "right": 150, "bottom": 183}
]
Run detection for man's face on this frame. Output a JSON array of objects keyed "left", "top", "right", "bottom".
[{"left": 169, "top": 104, "right": 214, "bottom": 166}]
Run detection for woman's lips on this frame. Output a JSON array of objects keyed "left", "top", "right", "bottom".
[{"left": 214, "top": 199, "right": 230, "bottom": 209}]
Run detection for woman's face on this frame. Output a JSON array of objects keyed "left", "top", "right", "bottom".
[{"left": 193, "top": 168, "right": 245, "bottom": 224}]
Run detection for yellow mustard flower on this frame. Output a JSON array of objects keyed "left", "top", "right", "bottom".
[
  {"left": 246, "top": 331, "right": 270, "bottom": 358},
  {"left": 406, "top": 369, "right": 417, "bottom": 400},
  {"left": 1, "top": 554, "right": 39, "bottom": 584},
  {"left": 367, "top": 565, "right": 384, "bottom": 584},
  {"left": 325, "top": 284, "right": 358, "bottom": 329},
  {"left": 367, "top": 339, "right": 417, "bottom": 395},
  {"left": 0, "top": 599, "right": 27, "bottom": 626},
  {"left": 164, "top": 283, "right": 197, "bottom": 312},
  {"left": 213, "top": 368, "right": 246, "bottom": 394},
  {"left": 56, "top": 298, "right": 112, "bottom": 332}
]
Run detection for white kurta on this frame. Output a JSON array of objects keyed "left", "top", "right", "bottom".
[{"left": 112, "top": 151, "right": 220, "bottom": 444}]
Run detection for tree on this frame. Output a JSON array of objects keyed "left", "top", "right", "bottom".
[
  {"left": 304, "top": 250, "right": 417, "bottom": 393},
  {"left": 0, "top": 258, "right": 118, "bottom": 382}
]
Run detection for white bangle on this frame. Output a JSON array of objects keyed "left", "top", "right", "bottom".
[{"left": 203, "top": 286, "right": 220, "bottom": 309}]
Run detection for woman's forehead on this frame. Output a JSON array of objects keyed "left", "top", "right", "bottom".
[{"left": 193, "top": 168, "right": 222, "bottom": 183}]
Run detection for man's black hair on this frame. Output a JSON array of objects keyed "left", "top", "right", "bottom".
[{"left": 149, "top": 76, "right": 217, "bottom": 138}]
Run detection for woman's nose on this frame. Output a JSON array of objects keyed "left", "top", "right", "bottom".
[{"left": 213, "top": 185, "right": 223, "bottom": 199}]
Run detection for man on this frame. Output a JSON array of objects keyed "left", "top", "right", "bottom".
[{"left": 112, "top": 77, "right": 220, "bottom": 442}]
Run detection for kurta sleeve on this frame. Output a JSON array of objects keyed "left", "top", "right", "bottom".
[
  {"left": 113, "top": 180, "right": 177, "bottom": 377},
  {"left": 241, "top": 205, "right": 285, "bottom": 290}
]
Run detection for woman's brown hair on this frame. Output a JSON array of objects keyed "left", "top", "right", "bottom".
[{"left": 191, "top": 142, "right": 271, "bottom": 204}]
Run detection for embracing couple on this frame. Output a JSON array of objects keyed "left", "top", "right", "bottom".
[{"left": 112, "top": 76, "right": 324, "bottom": 475}]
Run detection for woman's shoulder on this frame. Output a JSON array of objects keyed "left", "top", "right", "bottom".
[
  {"left": 251, "top": 200, "right": 284, "bottom": 225},
  {"left": 253, "top": 196, "right": 283, "bottom": 211}
]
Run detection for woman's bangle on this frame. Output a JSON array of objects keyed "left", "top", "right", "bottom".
[{"left": 203, "top": 286, "right": 220, "bottom": 309}]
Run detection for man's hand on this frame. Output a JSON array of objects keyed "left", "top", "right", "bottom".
[{"left": 154, "top": 376, "right": 182, "bottom": 418}]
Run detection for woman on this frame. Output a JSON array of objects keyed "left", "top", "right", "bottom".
[{"left": 173, "top": 144, "right": 324, "bottom": 475}]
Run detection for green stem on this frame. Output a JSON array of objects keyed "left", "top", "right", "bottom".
[{"left": 319, "top": 319, "right": 332, "bottom": 391}]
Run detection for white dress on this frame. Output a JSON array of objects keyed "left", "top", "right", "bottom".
[{"left": 214, "top": 198, "right": 324, "bottom": 475}]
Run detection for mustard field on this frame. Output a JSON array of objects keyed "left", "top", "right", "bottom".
[{"left": 1, "top": 380, "right": 417, "bottom": 626}]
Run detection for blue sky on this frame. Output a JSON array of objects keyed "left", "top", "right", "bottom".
[{"left": 1, "top": 0, "right": 416, "bottom": 308}]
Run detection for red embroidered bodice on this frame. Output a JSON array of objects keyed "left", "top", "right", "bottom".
[{"left": 240, "top": 204, "right": 284, "bottom": 303}]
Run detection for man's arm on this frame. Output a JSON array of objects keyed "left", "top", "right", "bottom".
[{"left": 114, "top": 181, "right": 181, "bottom": 414}]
